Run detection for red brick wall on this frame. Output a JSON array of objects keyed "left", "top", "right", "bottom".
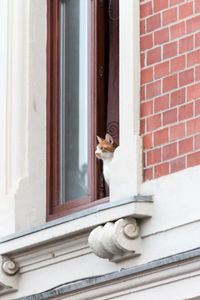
[{"left": 140, "top": 0, "right": 200, "bottom": 181}]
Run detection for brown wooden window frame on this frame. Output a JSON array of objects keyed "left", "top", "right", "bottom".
[{"left": 46, "top": 0, "right": 108, "bottom": 221}]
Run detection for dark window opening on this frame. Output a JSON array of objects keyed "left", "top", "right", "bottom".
[{"left": 47, "top": 0, "right": 119, "bottom": 220}]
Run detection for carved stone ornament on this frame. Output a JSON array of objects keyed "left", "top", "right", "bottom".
[
  {"left": 88, "top": 217, "right": 141, "bottom": 261},
  {"left": 1, "top": 257, "right": 19, "bottom": 276}
]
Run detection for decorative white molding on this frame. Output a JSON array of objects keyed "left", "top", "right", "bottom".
[
  {"left": 0, "top": 0, "right": 8, "bottom": 197},
  {"left": 0, "top": 199, "right": 152, "bottom": 297},
  {"left": 13, "top": 235, "right": 91, "bottom": 275},
  {"left": 0, "top": 0, "right": 46, "bottom": 236},
  {"left": 1, "top": 256, "right": 19, "bottom": 276},
  {"left": 31, "top": 251, "right": 200, "bottom": 300},
  {"left": 88, "top": 218, "right": 141, "bottom": 262},
  {"left": 0, "top": 198, "right": 153, "bottom": 255},
  {"left": 5, "top": 0, "right": 29, "bottom": 195},
  {"left": 0, "top": 256, "right": 18, "bottom": 295}
]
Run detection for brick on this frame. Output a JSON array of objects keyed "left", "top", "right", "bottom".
[
  {"left": 154, "top": 94, "right": 169, "bottom": 113},
  {"left": 163, "top": 74, "right": 178, "bottom": 93},
  {"left": 143, "top": 133, "right": 153, "bottom": 149},
  {"left": 162, "top": 7, "right": 177, "bottom": 26},
  {"left": 163, "top": 108, "right": 177, "bottom": 125},
  {"left": 187, "top": 117, "right": 200, "bottom": 135},
  {"left": 195, "top": 134, "right": 200, "bottom": 149},
  {"left": 141, "top": 53, "right": 145, "bottom": 68},
  {"left": 140, "top": 1, "right": 153, "bottom": 19},
  {"left": 195, "top": 100, "right": 200, "bottom": 116},
  {"left": 154, "top": 0, "right": 168, "bottom": 12},
  {"left": 170, "top": 22, "right": 185, "bottom": 40},
  {"left": 154, "top": 28, "right": 169, "bottom": 45},
  {"left": 171, "top": 157, "right": 186, "bottom": 173},
  {"left": 155, "top": 162, "right": 169, "bottom": 178},
  {"left": 170, "top": 0, "right": 184, "bottom": 6},
  {"left": 147, "top": 47, "right": 161, "bottom": 65},
  {"left": 141, "top": 86, "right": 145, "bottom": 101},
  {"left": 154, "top": 128, "right": 169, "bottom": 146},
  {"left": 195, "top": 0, "right": 200, "bottom": 13},
  {"left": 179, "top": 2, "right": 193, "bottom": 20},
  {"left": 140, "top": 20, "right": 146, "bottom": 35},
  {"left": 163, "top": 41, "right": 178, "bottom": 59},
  {"left": 146, "top": 80, "right": 161, "bottom": 99},
  {"left": 179, "top": 102, "right": 193, "bottom": 121},
  {"left": 187, "top": 16, "right": 200, "bottom": 34},
  {"left": 171, "top": 88, "right": 186, "bottom": 107},
  {"left": 141, "top": 100, "right": 153, "bottom": 117},
  {"left": 170, "top": 123, "right": 185, "bottom": 141},
  {"left": 155, "top": 61, "right": 169, "bottom": 79},
  {"left": 195, "top": 66, "right": 200, "bottom": 81},
  {"left": 140, "top": 119, "right": 146, "bottom": 135},
  {"left": 147, "top": 114, "right": 161, "bottom": 131},
  {"left": 147, "top": 13, "right": 161, "bottom": 33},
  {"left": 187, "top": 83, "right": 200, "bottom": 101},
  {"left": 141, "top": 67, "right": 153, "bottom": 84},
  {"left": 171, "top": 55, "right": 186, "bottom": 73},
  {"left": 187, "top": 151, "right": 200, "bottom": 168},
  {"left": 179, "top": 137, "right": 193, "bottom": 155},
  {"left": 163, "top": 142, "right": 177, "bottom": 160},
  {"left": 147, "top": 148, "right": 161, "bottom": 165},
  {"left": 195, "top": 32, "right": 200, "bottom": 48},
  {"left": 179, "top": 68, "right": 194, "bottom": 87},
  {"left": 144, "top": 167, "right": 153, "bottom": 181},
  {"left": 179, "top": 35, "right": 194, "bottom": 54},
  {"left": 140, "top": 34, "right": 153, "bottom": 51},
  {"left": 187, "top": 49, "right": 200, "bottom": 67}
]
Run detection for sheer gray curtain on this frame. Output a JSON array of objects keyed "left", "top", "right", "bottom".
[{"left": 60, "top": 0, "right": 88, "bottom": 204}]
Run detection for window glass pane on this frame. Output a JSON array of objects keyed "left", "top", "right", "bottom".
[{"left": 60, "top": 0, "right": 88, "bottom": 204}]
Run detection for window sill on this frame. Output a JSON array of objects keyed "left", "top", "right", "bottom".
[
  {"left": 0, "top": 196, "right": 153, "bottom": 255},
  {"left": 0, "top": 196, "right": 153, "bottom": 295}
]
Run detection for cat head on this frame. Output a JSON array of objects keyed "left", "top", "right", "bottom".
[{"left": 95, "top": 133, "right": 118, "bottom": 161}]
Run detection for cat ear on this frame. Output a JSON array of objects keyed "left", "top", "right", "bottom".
[
  {"left": 97, "top": 136, "right": 103, "bottom": 143},
  {"left": 105, "top": 133, "right": 113, "bottom": 144}
]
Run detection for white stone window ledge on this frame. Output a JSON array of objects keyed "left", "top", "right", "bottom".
[
  {"left": 0, "top": 196, "right": 153, "bottom": 255},
  {"left": 0, "top": 196, "right": 153, "bottom": 295}
]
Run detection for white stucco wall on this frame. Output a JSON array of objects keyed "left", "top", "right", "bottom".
[
  {"left": 0, "top": 0, "right": 46, "bottom": 236},
  {"left": 0, "top": 0, "right": 200, "bottom": 299}
]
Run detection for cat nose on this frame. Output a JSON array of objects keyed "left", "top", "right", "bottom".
[{"left": 95, "top": 150, "right": 101, "bottom": 157}]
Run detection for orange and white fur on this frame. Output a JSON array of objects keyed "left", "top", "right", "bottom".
[{"left": 95, "top": 134, "right": 118, "bottom": 185}]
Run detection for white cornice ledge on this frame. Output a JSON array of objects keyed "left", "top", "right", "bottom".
[
  {"left": 0, "top": 196, "right": 153, "bottom": 256},
  {"left": 0, "top": 197, "right": 152, "bottom": 281},
  {"left": 0, "top": 256, "right": 19, "bottom": 295}
]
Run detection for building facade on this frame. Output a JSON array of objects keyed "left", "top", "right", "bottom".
[{"left": 0, "top": 0, "right": 200, "bottom": 299}]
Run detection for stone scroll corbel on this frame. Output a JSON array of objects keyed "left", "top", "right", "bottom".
[
  {"left": 88, "top": 217, "right": 141, "bottom": 262},
  {"left": 0, "top": 256, "right": 19, "bottom": 295},
  {"left": 1, "top": 256, "right": 19, "bottom": 276}
]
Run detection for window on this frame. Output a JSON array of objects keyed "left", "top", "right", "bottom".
[{"left": 47, "top": 0, "right": 119, "bottom": 220}]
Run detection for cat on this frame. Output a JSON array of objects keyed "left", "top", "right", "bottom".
[{"left": 95, "top": 133, "right": 118, "bottom": 185}]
